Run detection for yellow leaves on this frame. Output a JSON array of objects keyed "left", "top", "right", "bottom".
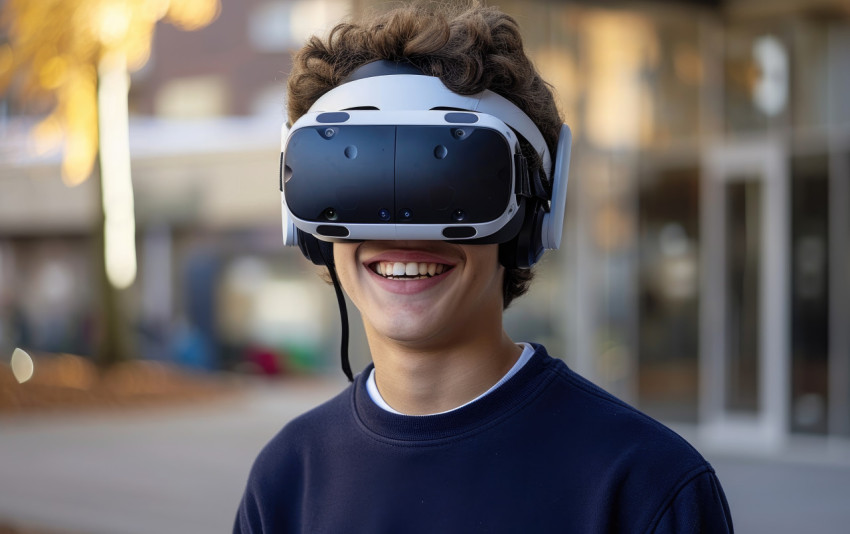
[
  {"left": 93, "top": 1, "right": 134, "bottom": 47},
  {"left": 166, "top": 0, "right": 221, "bottom": 31},
  {"left": 0, "top": 44, "right": 13, "bottom": 78},
  {"left": 0, "top": 44, "right": 13, "bottom": 94},
  {"left": 1, "top": 1, "right": 96, "bottom": 99},
  {"left": 33, "top": 65, "right": 100, "bottom": 186},
  {"left": 70, "top": 0, "right": 153, "bottom": 71},
  {"left": 1, "top": 0, "right": 221, "bottom": 186},
  {"left": 61, "top": 67, "right": 99, "bottom": 186},
  {"left": 38, "top": 55, "right": 69, "bottom": 89},
  {"left": 32, "top": 115, "right": 63, "bottom": 156},
  {"left": 123, "top": 23, "right": 155, "bottom": 71},
  {"left": 2, "top": 0, "right": 223, "bottom": 92}
]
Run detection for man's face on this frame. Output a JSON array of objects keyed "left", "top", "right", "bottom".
[{"left": 333, "top": 241, "right": 505, "bottom": 347}]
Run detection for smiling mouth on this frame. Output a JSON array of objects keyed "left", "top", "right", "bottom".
[{"left": 370, "top": 261, "right": 453, "bottom": 280}]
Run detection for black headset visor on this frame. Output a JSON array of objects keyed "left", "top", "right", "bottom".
[{"left": 283, "top": 112, "right": 522, "bottom": 242}]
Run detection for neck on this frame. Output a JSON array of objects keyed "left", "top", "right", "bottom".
[{"left": 367, "top": 324, "right": 522, "bottom": 416}]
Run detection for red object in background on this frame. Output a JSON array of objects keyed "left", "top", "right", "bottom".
[{"left": 244, "top": 347, "right": 287, "bottom": 376}]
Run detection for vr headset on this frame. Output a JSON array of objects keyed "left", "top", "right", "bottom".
[{"left": 281, "top": 61, "right": 572, "bottom": 269}]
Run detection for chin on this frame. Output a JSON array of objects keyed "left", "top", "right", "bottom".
[{"left": 365, "top": 306, "right": 457, "bottom": 344}]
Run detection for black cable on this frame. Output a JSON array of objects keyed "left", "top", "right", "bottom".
[{"left": 320, "top": 248, "right": 353, "bottom": 382}]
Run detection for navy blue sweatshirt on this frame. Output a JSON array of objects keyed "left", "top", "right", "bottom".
[{"left": 234, "top": 345, "right": 733, "bottom": 533}]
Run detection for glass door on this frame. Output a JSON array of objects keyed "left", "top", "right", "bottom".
[{"left": 700, "top": 139, "right": 790, "bottom": 449}]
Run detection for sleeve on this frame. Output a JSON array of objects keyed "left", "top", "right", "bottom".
[
  {"left": 650, "top": 469, "right": 734, "bottom": 533},
  {"left": 232, "top": 484, "right": 262, "bottom": 534},
  {"left": 232, "top": 439, "right": 302, "bottom": 534}
]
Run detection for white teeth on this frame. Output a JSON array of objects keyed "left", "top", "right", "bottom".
[{"left": 374, "top": 261, "right": 450, "bottom": 279}]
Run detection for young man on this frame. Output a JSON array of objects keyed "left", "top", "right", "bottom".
[{"left": 234, "top": 3, "right": 733, "bottom": 532}]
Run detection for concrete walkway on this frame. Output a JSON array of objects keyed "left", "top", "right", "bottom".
[
  {"left": 0, "top": 378, "right": 345, "bottom": 534},
  {"left": 2, "top": 378, "right": 850, "bottom": 533}
]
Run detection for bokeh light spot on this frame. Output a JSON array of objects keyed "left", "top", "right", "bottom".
[{"left": 10, "top": 348, "right": 34, "bottom": 384}]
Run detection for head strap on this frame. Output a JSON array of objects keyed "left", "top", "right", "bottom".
[{"left": 309, "top": 69, "right": 552, "bottom": 177}]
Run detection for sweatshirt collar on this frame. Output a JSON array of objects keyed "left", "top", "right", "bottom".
[{"left": 350, "top": 343, "right": 556, "bottom": 444}]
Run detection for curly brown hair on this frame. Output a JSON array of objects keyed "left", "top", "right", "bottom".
[{"left": 286, "top": 1, "right": 562, "bottom": 308}]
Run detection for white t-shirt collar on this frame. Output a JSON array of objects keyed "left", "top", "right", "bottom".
[{"left": 365, "top": 342, "right": 535, "bottom": 416}]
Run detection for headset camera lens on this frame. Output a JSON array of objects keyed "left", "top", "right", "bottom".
[
  {"left": 324, "top": 128, "right": 335, "bottom": 138},
  {"left": 378, "top": 208, "right": 391, "bottom": 221},
  {"left": 324, "top": 208, "right": 338, "bottom": 221},
  {"left": 451, "top": 209, "right": 466, "bottom": 222},
  {"left": 453, "top": 128, "right": 466, "bottom": 139},
  {"left": 400, "top": 208, "right": 412, "bottom": 220}
]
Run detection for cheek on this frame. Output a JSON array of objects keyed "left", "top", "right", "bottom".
[
  {"left": 465, "top": 246, "right": 504, "bottom": 294},
  {"left": 332, "top": 242, "right": 357, "bottom": 265},
  {"left": 332, "top": 243, "right": 360, "bottom": 287}
]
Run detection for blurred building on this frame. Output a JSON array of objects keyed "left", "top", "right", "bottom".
[{"left": 1, "top": 0, "right": 849, "bottom": 449}]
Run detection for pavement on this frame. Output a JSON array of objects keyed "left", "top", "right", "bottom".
[{"left": 2, "top": 376, "right": 850, "bottom": 534}]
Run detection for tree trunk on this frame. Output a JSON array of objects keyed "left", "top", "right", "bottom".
[
  {"left": 92, "top": 141, "right": 134, "bottom": 368},
  {"left": 93, "top": 51, "right": 137, "bottom": 369}
]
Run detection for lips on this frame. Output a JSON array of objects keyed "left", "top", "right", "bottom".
[{"left": 362, "top": 249, "right": 456, "bottom": 292}]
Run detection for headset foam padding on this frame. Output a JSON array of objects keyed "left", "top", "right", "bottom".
[
  {"left": 297, "top": 230, "right": 335, "bottom": 267},
  {"left": 498, "top": 200, "right": 546, "bottom": 270}
]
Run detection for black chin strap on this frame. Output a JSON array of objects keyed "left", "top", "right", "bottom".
[{"left": 319, "top": 247, "right": 353, "bottom": 382}]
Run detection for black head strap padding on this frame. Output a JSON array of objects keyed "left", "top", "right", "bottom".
[
  {"left": 514, "top": 154, "right": 531, "bottom": 198},
  {"left": 530, "top": 168, "right": 551, "bottom": 211},
  {"left": 498, "top": 199, "right": 545, "bottom": 270},
  {"left": 297, "top": 230, "right": 334, "bottom": 267},
  {"left": 500, "top": 152, "right": 549, "bottom": 269},
  {"left": 514, "top": 153, "right": 550, "bottom": 207},
  {"left": 343, "top": 60, "right": 425, "bottom": 83}
]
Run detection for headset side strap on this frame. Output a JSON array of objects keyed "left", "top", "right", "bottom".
[
  {"left": 541, "top": 124, "right": 572, "bottom": 250},
  {"left": 281, "top": 121, "right": 300, "bottom": 247}
]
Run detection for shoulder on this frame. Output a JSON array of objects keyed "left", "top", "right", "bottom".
[
  {"left": 540, "top": 351, "right": 705, "bottom": 465},
  {"left": 649, "top": 467, "right": 734, "bottom": 533},
  {"left": 234, "top": 384, "right": 355, "bottom": 533},
  {"left": 531, "top": 347, "right": 732, "bottom": 531}
]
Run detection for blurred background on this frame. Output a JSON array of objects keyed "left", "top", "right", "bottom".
[{"left": 1, "top": 0, "right": 849, "bottom": 532}]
